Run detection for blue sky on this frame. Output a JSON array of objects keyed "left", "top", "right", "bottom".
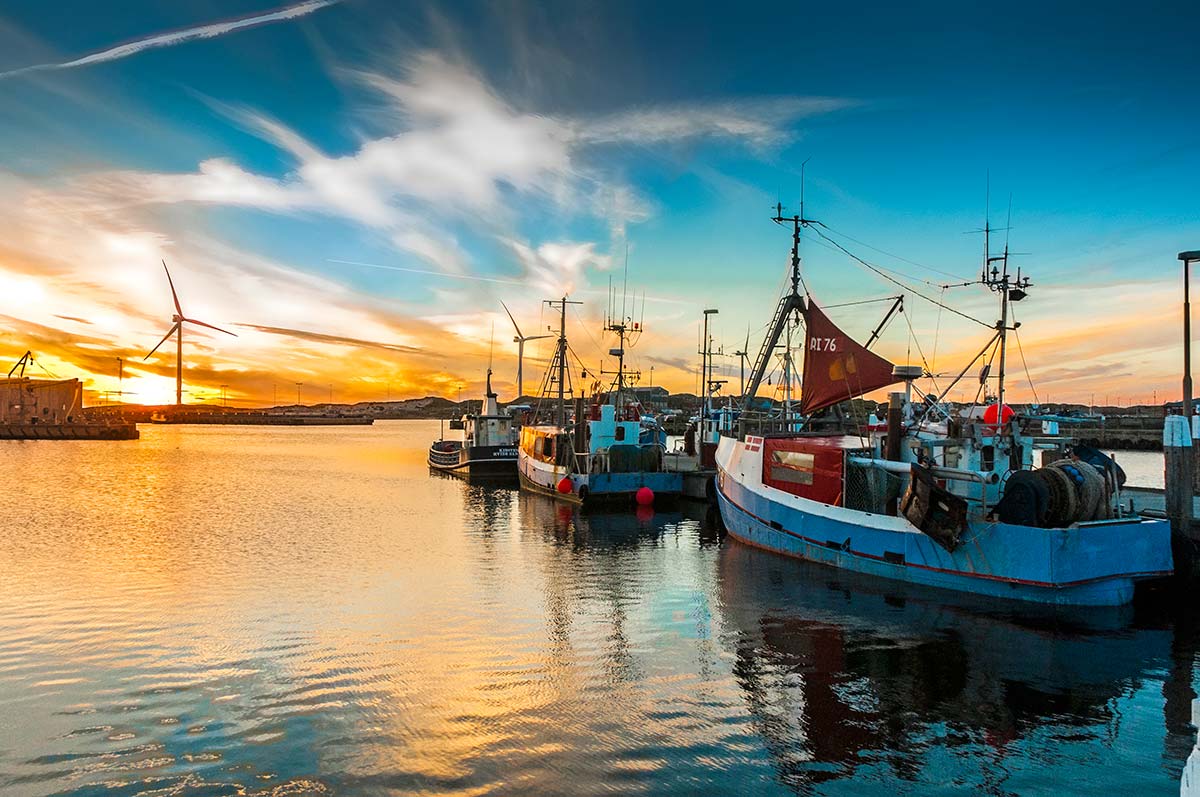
[{"left": 0, "top": 0, "right": 1197, "bottom": 405}]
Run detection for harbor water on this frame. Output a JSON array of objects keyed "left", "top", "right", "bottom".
[{"left": 1, "top": 421, "right": 1196, "bottom": 796}]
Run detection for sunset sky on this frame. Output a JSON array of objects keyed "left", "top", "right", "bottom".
[{"left": 1, "top": 0, "right": 1197, "bottom": 407}]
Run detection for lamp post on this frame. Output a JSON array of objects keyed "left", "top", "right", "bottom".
[{"left": 1182, "top": 251, "right": 1200, "bottom": 418}]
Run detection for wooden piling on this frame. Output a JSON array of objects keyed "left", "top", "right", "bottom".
[
  {"left": 1192, "top": 414, "right": 1200, "bottom": 493},
  {"left": 1165, "top": 416, "right": 1193, "bottom": 532},
  {"left": 1164, "top": 415, "right": 1200, "bottom": 578}
]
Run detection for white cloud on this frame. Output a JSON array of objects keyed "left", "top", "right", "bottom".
[
  {"left": 577, "top": 97, "right": 857, "bottom": 148},
  {"left": 391, "top": 230, "right": 469, "bottom": 274},
  {"left": 503, "top": 238, "right": 612, "bottom": 296},
  {"left": 71, "top": 52, "right": 848, "bottom": 280},
  {"left": 0, "top": 0, "right": 341, "bottom": 80}
]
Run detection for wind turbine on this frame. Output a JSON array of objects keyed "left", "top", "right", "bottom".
[
  {"left": 144, "top": 261, "right": 236, "bottom": 406},
  {"left": 500, "top": 301, "right": 552, "bottom": 397}
]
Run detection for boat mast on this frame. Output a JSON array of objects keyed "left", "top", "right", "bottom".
[
  {"left": 741, "top": 163, "right": 819, "bottom": 418},
  {"left": 980, "top": 200, "right": 1031, "bottom": 431},
  {"left": 543, "top": 296, "right": 581, "bottom": 428}
]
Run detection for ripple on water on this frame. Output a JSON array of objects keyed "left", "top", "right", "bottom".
[{"left": 0, "top": 422, "right": 1195, "bottom": 796}]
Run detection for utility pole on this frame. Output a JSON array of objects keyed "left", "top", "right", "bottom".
[
  {"left": 701, "top": 309, "right": 719, "bottom": 441},
  {"left": 219, "top": 384, "right": 229, "bottom": 407}
]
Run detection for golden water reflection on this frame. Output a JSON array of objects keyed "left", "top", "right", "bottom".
[{"left": 0, "top": 421, "right": 1195, "bottom": 796}]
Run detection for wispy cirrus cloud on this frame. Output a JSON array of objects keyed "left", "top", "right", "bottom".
[
  {"left": 235, "top": 324, "right": 424, "bottom": 354},
  {"left": 0, "top": 0, "right": 340, "bottom": 80},
  {"left": 71, "top": 51, "right": 850, "bottom": 289}
]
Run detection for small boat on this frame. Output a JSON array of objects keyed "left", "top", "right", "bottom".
[
  {"left": 428, "top": 370, "right": 519, "bottom": 478},
  {"left": 518, "top": 296, "right": 682, "bottom": 505},
  {"left": 715, "top": 205, "right": 1173, "bottom": 607}
]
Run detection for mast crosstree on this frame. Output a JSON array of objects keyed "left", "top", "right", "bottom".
[
  {"left": 538, "top": 296, "right": 582, "bottom": 429},
  {"left": 741, "top": 202, "right": 817, "bottom": 414}
]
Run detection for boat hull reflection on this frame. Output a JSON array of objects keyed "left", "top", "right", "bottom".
[{"left": 718, "top": 541, "right": 1175, "bottom": 790}]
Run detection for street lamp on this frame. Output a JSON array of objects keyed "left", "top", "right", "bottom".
[{"left": 1181, "top": 251, "right": 1200, "bottom": 417}]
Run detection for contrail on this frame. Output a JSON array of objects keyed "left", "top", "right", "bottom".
[
  {"left": 0, "top": 0, "right": 340, "bottom": 80},
  {"left": 329, "top": 258, "right": 524, "bottom": 286}
]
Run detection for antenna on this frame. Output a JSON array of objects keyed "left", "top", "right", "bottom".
[
  {"left": 1004, "top": 192, "right": 1013, "bottom": 253},
  {"left": 621, "top": 243, "right": 629, "bottom": 325},
  {"left": 800, "top": 157, "right": 810, "bottom": 222}
]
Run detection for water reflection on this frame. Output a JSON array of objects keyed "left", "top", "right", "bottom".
[
  {"left": 718, "top": 542, "right": 1198, "bottom": 795},
  {"left": 0, "top": 421, "right": 1195, "bottom": 796}
]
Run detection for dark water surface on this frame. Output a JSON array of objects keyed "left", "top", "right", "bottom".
[{"left": 1, "top": 421, "right": 1197, "bottom": 796}]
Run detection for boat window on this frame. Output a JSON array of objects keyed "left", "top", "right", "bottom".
[
  {"left": 615, "top": 426, "right": 626, "bottom": 442},
  {"left": 770, "top": 450, "right": 815, "bottom": 485},
  {"left": 981, "top": 445, "right": 995, "bottom": 471}
]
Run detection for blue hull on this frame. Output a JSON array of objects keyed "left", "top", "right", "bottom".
[
  {"left": 716, "top": 476, "right": 1173, "bottom": 607},
  {"left": 519, "top": 468, "right": 682, "bottom": 505},
  {"left": 588, "top": 470, "right": 682, "bottom": 499}
]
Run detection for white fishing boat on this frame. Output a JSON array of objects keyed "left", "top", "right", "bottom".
[
  {"left": 714, "top": 202, "right": 1173, "bottom": 606},
  {"left": 518, "top": 296, "right": 681, "bottom": 506},
  {"left": 428, "top": 369, "right": 520, "bottom": 478}
]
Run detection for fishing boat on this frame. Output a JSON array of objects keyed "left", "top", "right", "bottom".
[
  {"left": 518, "top": 296, "right": 682, "bottom": 505},
  {"left": 714, "top": 203, "right": 1173, "bottom": 607},
  {"left": 428, "top": 369, "right": 519, "bottom": 478}
]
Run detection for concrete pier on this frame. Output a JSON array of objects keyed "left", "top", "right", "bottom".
[{"left": 0, "top": 422, "right": 139, "bottom": 440}]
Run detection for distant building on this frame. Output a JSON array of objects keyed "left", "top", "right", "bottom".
[
  {"left": 0, "top": 377, "right": 82, "bottom": 424},
  {"left": 607, "top": 385, "right": 669, "bottom": 411}
]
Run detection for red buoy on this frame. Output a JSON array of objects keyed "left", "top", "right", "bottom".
[
  {"left": 982, "top": 403, "right": 1015, "bottom": 430},
  {"left": 556, "top": 477, "right": 573, "bottom": 494},
  {"left": 635, "top": 486, "right": 654, "bottom": 506}
]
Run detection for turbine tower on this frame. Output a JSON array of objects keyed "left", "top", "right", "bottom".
[
  {"left": 145, "top": 261, "right": 236, "bottom": 406},
  {"left": 500, "top": 301, "right": 552, "bottom": 397}
]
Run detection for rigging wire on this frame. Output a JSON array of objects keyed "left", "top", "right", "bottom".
[
  {"left": 899, "top": 300, "right": 942, "bottom": 397},
  {"left": 34, "top": 357, "right": 58, "bottom": 379},
  {"left": 1009, "top": 305, "right": 1042, "bottom": 405},
  {"left": 820, "top": 222, "right": 971, "bottom": 282},
  {"left": 570, "top": 304, "right": 606, "bottom": 358},
  {"left": 809, "top": 226, "right": 992, "bottom": 328},
  {"left": 930, "top": 286, "right": 947, "bottom": 374},
  {"left": 823, "top": 295, "right": 904, "bottom": 309}
]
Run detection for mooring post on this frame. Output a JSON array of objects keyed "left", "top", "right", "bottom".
[
  {"left": 1193, "top": 414, "right": 1200, "bottom": 494},
  {"left": 1164, "top": 414, "right": 1196, "bottom": 544}
]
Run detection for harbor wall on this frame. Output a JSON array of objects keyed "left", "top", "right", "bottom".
[{"left": 0, "top": 377, "right": 82, "bottom": 424}]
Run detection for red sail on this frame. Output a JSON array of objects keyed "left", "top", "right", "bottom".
[{"left": 800, "top": 300, "right": 900, "bottom": 415}]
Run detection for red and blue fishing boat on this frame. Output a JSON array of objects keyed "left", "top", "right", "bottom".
[{"left": 715, "top": 205, "right": 1173, "bottom": 607}]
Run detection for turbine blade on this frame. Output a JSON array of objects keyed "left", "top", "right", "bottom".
[
  {"left": 183, "top": 317, "right": 237, "bottom": 336},
  {"left": 145, "top": 323, "right": 180, "bottom": 359},
  {"left": 499, "top": 301, "right": 523, "bottom": 338},
  {"left": 163, "top": 260, "right": 183, "bottom": 316}
]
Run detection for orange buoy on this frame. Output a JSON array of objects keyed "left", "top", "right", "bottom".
[
  {"left": 557, "top": 477, "right": 573, "bottom": 494},
  {"left": 635, "top": 486, "right": 654, "bottom": 506},
  {"left": 983, "top": 403, "right": 1015, "bottom": 430}
]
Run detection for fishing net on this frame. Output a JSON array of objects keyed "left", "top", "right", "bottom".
[{"left": 843, "top": 460, "right": 904, "bottom": 514}]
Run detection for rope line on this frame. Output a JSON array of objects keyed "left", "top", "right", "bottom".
[{"left": 810, "top": 226, "right": 992, "bottom": 328}]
